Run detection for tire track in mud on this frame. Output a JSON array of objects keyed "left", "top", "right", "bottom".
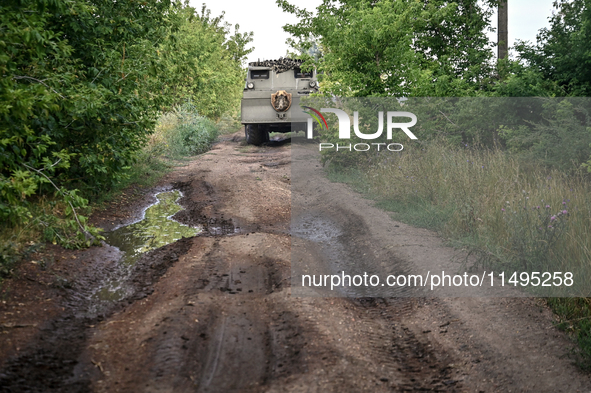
[
  {"left": 169, "top": 238, "right": 297, "bottom": 391},
  {"left": 0, "top": 238, "right": 193, "bottom": 392},
  {"left": 0, "top": 136, "right": 460, "bottom": 392},
  {"left": 290, "top": 199, "right": 457, "bottom": 388},
  {"left": 83, "top": 229, "right": 316, "bottom": 392},
  {"left": 349, "top": 297, "right": 458, "bottom": 391},
  {"left": 3, "top": 134, "right": 590, "bottom": 392}
]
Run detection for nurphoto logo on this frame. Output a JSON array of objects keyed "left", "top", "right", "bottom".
[{"left": 303, "top": 107, "right": 418, "bottom": 152}]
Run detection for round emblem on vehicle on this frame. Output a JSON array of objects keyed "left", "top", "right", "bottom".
[{"left": 271, "top": 90, "right": 292, "bottom": 112}]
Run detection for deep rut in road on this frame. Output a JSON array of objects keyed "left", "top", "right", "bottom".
[{"left": 1, "top": 133, "right": 589, "bottom": 392}]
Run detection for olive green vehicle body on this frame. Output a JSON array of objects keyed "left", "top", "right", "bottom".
[{"left": 241, "top": 63, "right": 318, "bottom": 145}]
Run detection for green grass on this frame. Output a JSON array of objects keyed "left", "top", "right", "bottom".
[
  {"left": 330, "top": 140, "right": 591, "bottom": 275},
  {"left": 269, "top": 131, "right": 296, "bottom": 139},
  {"left": 375, "top": 199, "right": 456, "bottom": 231},
  {"left": 548, "top": 298, "right": 591, "bottom": 370},
  {"left": 326, "top": 166, "right": 455, "bottom": 231}
]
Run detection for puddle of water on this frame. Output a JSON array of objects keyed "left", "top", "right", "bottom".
[
  {"left": 91, "top": 190, "right": 199, "bottom": 304},
  {"left": 103, "top": 190, "right": 199, "bottom": 264},
  {"left": 292, "top": 212, "right": 411, "bottom": 297}
]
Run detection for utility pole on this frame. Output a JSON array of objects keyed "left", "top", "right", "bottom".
[{"left": 498, "top": 0, "right": 508, "bottom": 59}]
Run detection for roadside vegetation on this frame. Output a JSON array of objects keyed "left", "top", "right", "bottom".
[
  {"left": 326, "top": 142, "right": 591, "bottom": 367},
  {"left": 280, "top": 0, "right": 591, "bottom": 368},
  {"left": 0, "top": 0, "right": 251, "bottom": 278},
  {"left": 329, "top": 140, "right": 591, "bottom": 279},
  {"left": 149, "top": 103, "right": 219, "bottom": 159}
]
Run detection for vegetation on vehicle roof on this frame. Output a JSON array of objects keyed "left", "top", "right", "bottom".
[{"left": 248, "top": 58, "right": 304, "bottom": 73}]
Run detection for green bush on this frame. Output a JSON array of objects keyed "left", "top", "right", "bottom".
[
  {"left": 170, "top": 104, "right": 218, "bottom": 156},
  {"left": 0, "top": 0, "right": 177, "bottom": 231},
  {"left": 152, "top": 103, "right": 218, "bottom": 158},
  {"left": 0, "top": 1, "right": 252, "bottom": 278}
]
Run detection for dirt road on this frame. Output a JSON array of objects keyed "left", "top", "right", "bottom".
[{"left": 0, "top": 133, "right": 590, "bottom": 392}]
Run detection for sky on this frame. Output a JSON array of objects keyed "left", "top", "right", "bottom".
[{"left": 192, "top": 0, "right": 558, "bottom": 64}]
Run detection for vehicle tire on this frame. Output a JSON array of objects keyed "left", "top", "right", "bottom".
[{"left": 245, "top": 124, "right": 269, "bottom": 146}]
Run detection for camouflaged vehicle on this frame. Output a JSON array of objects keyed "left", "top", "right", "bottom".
[{"left": 241, "top": 58, "right": 319, "bottom": 145}]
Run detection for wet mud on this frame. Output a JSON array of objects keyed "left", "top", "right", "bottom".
[
  {"left": 0, "top": 237, "right": 192, "bottom": 392},
  {"left": 0, "top": 133, "right": 589, "bottom": 392}
]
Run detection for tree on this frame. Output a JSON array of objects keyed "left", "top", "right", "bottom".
[
  {"left": 516, "top": 0, "right": 591, "bottom": 96},
  {"left": 0, "top": 0, "right": 252, "bottom": 243},
  {"left": 158, "top": 4, "right": 253, "bottom": 118},
  {"left": 277, "top": 0, "right": 497, "bottom": 97}
]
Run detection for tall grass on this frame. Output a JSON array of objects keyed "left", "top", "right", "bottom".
[
  {"left": 360, "top": 140, "right": 591, "bottom": 276},
  {"left": 327, "top": 138, "right": 591, "bottom": 367}
]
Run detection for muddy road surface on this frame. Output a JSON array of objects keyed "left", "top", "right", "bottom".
[{"left": 1, "top": 133, "right": 590, "bottom": 392}]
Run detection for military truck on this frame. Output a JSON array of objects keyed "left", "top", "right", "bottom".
[{"left": 241, "top": 58, "right": 319, "bottom": 145}]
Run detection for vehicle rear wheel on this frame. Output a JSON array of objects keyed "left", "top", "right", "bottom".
[{"left": 245, "top": 124, "right": 269, "bottom": 146}]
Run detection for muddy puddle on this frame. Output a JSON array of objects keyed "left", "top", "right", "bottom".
[
  {"left": 292, "top": 211, "right": 414, "bottom": 297},
  {"left": 292, "top": 213, "right": 368, "bottom": 297},
  {"left": 92, "top": 190, "right": 199, "bottom": 304}
]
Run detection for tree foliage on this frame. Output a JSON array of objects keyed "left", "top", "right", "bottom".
[
  {"left": 277, "top": 0, "right": 497, "bottom": 97},
  {"left": 510, "top": 0, "right": 591, "bottom": 171},
  {"left": 159, "top": 5, "right": 253, "bottom": 117},
  {"left": 0, "top": 0, "right": 252, "bottom": 242},
  {"left": 516, "top": 0, "right": 591, "bottom": 97},
  {"left": 280, "top": 0, "right": 591, "bottom": 172}
]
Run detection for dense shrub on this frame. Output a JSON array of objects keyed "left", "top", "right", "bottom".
[
  {"left": 0, "top": 0, "right": 251, "bottom": 238},
  {"left": 153, "top": 103, "right": 219, "bottom": 158}
]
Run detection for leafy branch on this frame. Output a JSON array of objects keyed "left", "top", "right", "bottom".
[
  {"left": 12, "top": 75, "right": 66, "bottom": 99},
  {"left": 22, "top": 160, "right": 94, "bottom": 241}
]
